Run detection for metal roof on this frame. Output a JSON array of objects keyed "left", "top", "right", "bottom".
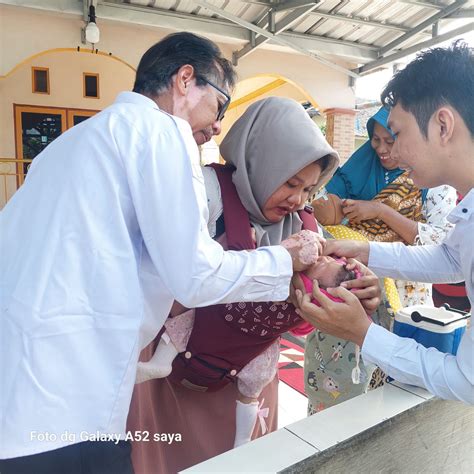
[
  {"left": 98, "top": 0, "right": 474, "bottom": 77},
  {"left": 4, "top": 0, "right": 472, "bottom": 78},
  {"left": 106, "top": 0, "right": 473, "bottom": 77}
]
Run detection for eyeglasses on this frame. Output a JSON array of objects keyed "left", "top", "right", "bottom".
[{"left": 200, "top": 77, "right": 231, "bottom": 122}]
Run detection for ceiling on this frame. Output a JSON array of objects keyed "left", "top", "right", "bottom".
[
  {"left": 3, "top": 0, "right": 472, "bottom": 78},
  {"left": 108, "top": 0, "right": 473, "bottom": 77}
]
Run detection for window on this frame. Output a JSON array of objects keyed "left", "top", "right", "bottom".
[
  {"left": 14, "top": 105, "right": 67, "bottom": 185},
  {"left": 13, "top": 106, "right": 98, "bottom": 186},
  {"left": 83, "top": 73, "right": 99, "bottom": 99},
  {"left": 32, "top": 67, "right": 50, "bottom": 94},
  {"left": 66, "top": 109, "right": 98, "bottom": 127}
]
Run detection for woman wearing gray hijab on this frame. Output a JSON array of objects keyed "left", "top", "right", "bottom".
[
  {"left": 218, "top": 96, "right": 338, "bottom": 246},
  {"left": 128, "top": 97, "right": 340, "bottom": 474}
]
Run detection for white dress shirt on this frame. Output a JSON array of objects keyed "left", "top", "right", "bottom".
[
  {"left": 363, "top": 189, "right": 474, "bottom": 404},
  {"left": 0, "top": 92, "right": 292, "bottom": 458}
]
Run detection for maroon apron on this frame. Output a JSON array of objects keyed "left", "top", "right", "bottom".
[{"left": 169, "top": 164, "right": 317, "bottom": 392}]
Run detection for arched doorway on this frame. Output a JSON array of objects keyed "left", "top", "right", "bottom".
[{"left": 202, "top": 74, "right": 325, "bottom": 163}]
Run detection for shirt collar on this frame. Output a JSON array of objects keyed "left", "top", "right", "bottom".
[
  {"left": 114, "top": 91, "right": 195, "bottom": 142},
  {"left": 448, "top": 188, "right": 474, "bottom": 223},
  {"left": 114, "top": 91, "right": 160, "bottom": 110}
]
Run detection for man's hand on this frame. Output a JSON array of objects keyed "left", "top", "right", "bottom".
[
  {"left": 295, "top": 281, "right": 371, "bottom": 346},
  {"left": 287, "top": 273, "right": 306, "bottom": 306},
  {"left": 281, "top": 230, "right": 325, "bottom": 272},
  {"left": 323, "top": 239, "right": 370, "bottom": 265},
  {"left": 342, "top": 199, "right": 386, "bottom": 223},
  {"left": 343, "top": 259, "right": 381, "bottom": 314}
]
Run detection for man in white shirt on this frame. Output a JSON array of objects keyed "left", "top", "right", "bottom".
[
  {"left": 0, "top": 33, "right": 327, "bottom": 473},
  {"left": 296, "top": 42, "right": 474, "bottom": 405}
]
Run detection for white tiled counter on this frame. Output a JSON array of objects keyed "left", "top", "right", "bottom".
[{"left": 182, "top": 382, "right": 474, "bottom": 473}]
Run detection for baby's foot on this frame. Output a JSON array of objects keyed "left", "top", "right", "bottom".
[
  {"left": 135, "top": 361, "right": 172, "bottom": 384},
  {"left": 135, "top": 336, "right": 179, "bottom": 384}
]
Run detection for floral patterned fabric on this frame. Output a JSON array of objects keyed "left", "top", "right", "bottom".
[
  {"left": 237, "top": 340, "right": 280, "bottom": 399},
  {"left": 164, "top": 309, "right": 195, "bottom": 352},
  {"left": 417, "top": 185, "right": 457, "bottom": 245},
  {"left": 398, "top": 184, "right": 457, "bottom": 306},
  {"left": 222, "top": 301, "right": 303, "bottom": 338},
  {"left": 350, "top": 171, "right": 425, "bottom": 243}
]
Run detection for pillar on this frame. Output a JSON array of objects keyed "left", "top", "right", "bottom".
[{"left": 324, "top": 108, "right": 356, "bottom": 164}]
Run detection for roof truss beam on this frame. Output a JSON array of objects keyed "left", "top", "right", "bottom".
[
  {"left": 1, "top": 0, "right": 376, "bottom": 62},
  {"left": 446, "top": 8, "right": 474, "bottom": 18},
  {"left": 398, "top": 0, "right": 444, "bottom": 9},
  {"left": 356, "top": 21, "right": 474, "bottom": 74},
  {"left": 233, "top": 2, "right": 321, "bottom": 63},
  {"left": 191, "top": 0, "right": 360, "bottom": 78},
  {"left": 272, "top": 1, "right": 319, "bottom": 13},
  {"left": 0, "top": 0, "right": 388, "bottom": 63},
  {"left": 378, "top": 0, "right": 468, "bottom": 56},
  {"left": 307, "top": 10, "right": 430, "bottom": 35},
  {"left": 108, "top": 1, "right": 377, "bottom": 62}
]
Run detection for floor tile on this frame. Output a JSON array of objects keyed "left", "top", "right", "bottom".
[{"left": 278, "top": 380, "right": 308, "bottom": 428}]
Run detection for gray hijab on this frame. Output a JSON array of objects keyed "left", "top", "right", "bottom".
[{"left": 220, "top": 97, "right": 339, "bottom": 246}]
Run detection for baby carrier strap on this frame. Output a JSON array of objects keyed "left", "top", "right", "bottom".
[
  {"left": 208, "top": 163, "right": 318, "bottom": 245},
  {"left": 207, "top": 163, "right": 256, "bottom": 250},
  {"left": 169, "top": 167, "right": 319, "bottom": 392}
]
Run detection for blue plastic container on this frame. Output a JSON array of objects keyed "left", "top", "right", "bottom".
[{"left": 393, "top": 305, "right": 469, "bottom": 355}]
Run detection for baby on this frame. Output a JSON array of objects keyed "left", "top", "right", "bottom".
[
  {"left": 136, "top": 256, "right": 359, "bottom": 447},
  {"left": 304, "top": 255, "right": 356, "bottom": 290}
]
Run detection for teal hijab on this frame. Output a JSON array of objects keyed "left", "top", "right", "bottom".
[{"left": 326, "top": 106, "right": 427, "bottom": 202}]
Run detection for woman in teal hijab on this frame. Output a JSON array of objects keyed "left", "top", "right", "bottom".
[
  {"left": 306, "top": 106, "right": 457, "bottom": 416},
  {"left": 320, "top": 106, "right": 431, "bottom": 244},
  {"left": 327, "top": 106, "right": 408, "bottom": 201}
]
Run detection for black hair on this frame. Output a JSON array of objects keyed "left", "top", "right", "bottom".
[
  {"left": 133, "top": 32, "right": 237, "bottom": 96},
  {"left": 316, "top": 155, "right": 331, "bottom": 172},
  {"left": 333, "top": 266, "right": 357, "bottom": 288},
  {"left": 381, "top": 40, "right": 474, "bottom": 138}
]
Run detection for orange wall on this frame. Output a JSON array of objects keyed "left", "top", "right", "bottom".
[
  {"left": 1, "top": 50, "right": 135, "bottom": 159},
  {"left": 0, "top": 49, "right": 134, "bottom": 207}
]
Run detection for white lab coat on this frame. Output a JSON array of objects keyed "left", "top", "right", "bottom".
[
  {"left": 0, "top": 92, "right": 292, "bottom": 458},
  {"left": 363, "top": 189, "right": 474, "bottom": 404}
]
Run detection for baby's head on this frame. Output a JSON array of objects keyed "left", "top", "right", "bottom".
[{"left": 304, "top": 256, "right": 356, "bottom": 289}]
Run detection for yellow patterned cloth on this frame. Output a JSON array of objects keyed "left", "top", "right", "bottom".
[
  {"left": 348, "top": 172, "right": 425, "bottom": 243},
  {"left": 325, "top": 225, "right": 402, "bottom": 313}
]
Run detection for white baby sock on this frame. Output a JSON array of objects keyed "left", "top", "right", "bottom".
[
  {"left": 233, "top": 400, "right": 259, "bottom": 448},
  {"left": 135, "top": 334, "right": 178, "bottom": 384}
]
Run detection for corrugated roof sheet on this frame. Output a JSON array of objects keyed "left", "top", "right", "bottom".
[{"left": 116, "top": 1, "right": 473, "bottom": 73}]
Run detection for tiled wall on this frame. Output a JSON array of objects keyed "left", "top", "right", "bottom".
[{"left": 182, "top": 383, "right": 473, "bottom": 473}]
